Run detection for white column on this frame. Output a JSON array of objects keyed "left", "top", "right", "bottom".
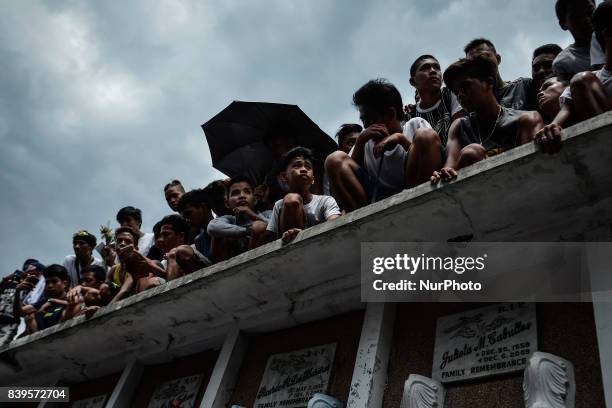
[
  {"left": 347, "top": 302, "right": 396, "bottom": 408},
  {"left": 104, "top": 358, "right": 144, "bottom": 408},
  {"left": 199, "top": 327, "right": 248, "bottom": 408}
]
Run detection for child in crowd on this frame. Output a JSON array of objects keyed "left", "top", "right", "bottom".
[
  {"left": 335, "top": 124, "right": 362, "bottom": 154},
  {"left": 63, "top": 265, "right": 110, "bottom": 320},
  {"left": 464, "top": 38, "right": 537, "bottom": 111},
  {"left": 537, "top": 0, "right": 612, "bottom": 152},
  {"left": 537, "top": 75, "right": 570, "bottom": 124},
  {"left": 207, "top": 176, "right": 271, "bottom": 260},
  {"left": 116, "top": 206, "right": 156, "bottom": 258},
  {"left": 266, "top": 147, "right": 341, "bottom": 243},
  {"left": 407, "top": 55, "right": 464, "bottom": 146},
  {"left": 325, "top": 79, "right": 442, "bottom": 211},
  {"left": 107, "top": 227, "right": 165, "bottom": 303},
  {"left": 177, "top": 188, "right": 214, "bottom": 260},
  {"left": 155, "top": 215, "right": 189, "bottom": 256},
  {"left": 432, "top": 56, "right": 543, "bottom": 182},
  {"left": 153, "top": 213, "right": 209, "bottom": 280},
  {"left": 207, "top": 180, "right": 232, "bottom": 217},
  {"left": 14, "top": 264, "right": 70, "bottom": 333},
  {"left": 552, "top": 0, "right": 596, "bottom": 80},
  {"left": 531, "top": 44, "right": 563, "bottom": 91},
  {"left": 63, "top": 230, "right": 104, "bottom": 287},
  {"left": 164, "top": 180, "right": 185, "bottom": 213}
]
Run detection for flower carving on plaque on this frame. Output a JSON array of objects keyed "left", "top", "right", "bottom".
[
  {"left": 400, "top": 374, "right": 445, "bottom": 408},
  {"left": 307, "top": 393, "right": 343, "bottom": 408},
  {"left": 523, "top": 351, "right": 575, "bottom": 408}
]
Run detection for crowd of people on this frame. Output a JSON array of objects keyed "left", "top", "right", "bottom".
[{"left": 0, "top": 0, "right": 611, "bottom": 345}]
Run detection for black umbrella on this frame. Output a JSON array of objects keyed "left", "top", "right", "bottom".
[{"left": 202, "top": 101, "right": 338, "bottom": 185}]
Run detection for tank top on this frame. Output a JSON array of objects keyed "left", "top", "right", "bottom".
[{"left": 457, "top": 107, "right": 525, "bottom": 156}]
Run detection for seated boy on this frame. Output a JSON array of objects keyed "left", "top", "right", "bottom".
[
  {"left": 336, "top": 124, "right": 363, "bottom": 154},
  {"left": 532, "top": 44, "right": 563, "bottom": 91},
  {"left": 537, "top": 75, "right": 570, "bottom": 124},
  {"left": 464, "top": 38, "right": 537, "bottom": 111},
  {"left": 177, "top": 188, "right": 215, "bottom": 259},
  {"left": 164, "top": 179, "right": 185, "bottom": 213},
  {"left": 325, "top": 79, "right": 443, "bottom": 211},
  {"left": 537, "top": 0, "right": 612, "bottom": 151},
  {"left": 432, "top": 56, "right": 543, "bottom": 181},
  {"left": 13, "top": 264, "right": 70, "bottom": 333},
  {"left": 267, "top": 147, "right": 341, "bottom": 243},
  {"left": 107, "top": 227, "right": 166, "bottom": 303},
  {"left": 207, "top": 176, "right": 271, "bottom": 261},
  {"left": 153, "top": 214, "right": 210, "bottom": 281},
  {"left": 407, "top": 55, "right": 464, "bottom": 146},
  {"left": 64, "top": 264, "right": 110, "bottom": 319}
]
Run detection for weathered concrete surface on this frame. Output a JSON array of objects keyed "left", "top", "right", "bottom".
[{"left": 1, "top": 112, "right": 612, "bottom": 386}]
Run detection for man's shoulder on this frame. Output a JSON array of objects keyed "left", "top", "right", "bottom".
[
  {"left": 554, "top": 45, "right": 578, "bottom": 62},
  {"left": 505, "top": 77, "right": 532, "bottom": 90},
  {"left": 272, "top": 198, "right": 284, "bottom": 209},
  {"left": 500, "top": 107, "right": 530, "bottom": 126},
  {"left": 63, "top": 254, "right": 76, "bottom": 264}
]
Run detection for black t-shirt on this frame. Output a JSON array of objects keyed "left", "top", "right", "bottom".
[
  {"left": 457, "top": 107, "right": 525, "bottom": 155},
  {"left": 33, "top": 299, "right": 65, "bottom": 330},
  {"left": 497, "top": 77, "right": 537, "bottom": 112}
]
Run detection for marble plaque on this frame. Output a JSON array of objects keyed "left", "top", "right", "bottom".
[
  {"left": 432, "top": 302, "right": 537, "bottom": 383},
  {"left": 147, "top": 374, "right": 203, "bottom": 408},
  {"left": 254, "top": 343, "right": 336, "bottom": 408}
]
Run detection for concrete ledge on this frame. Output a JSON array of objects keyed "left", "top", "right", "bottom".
[{"left": 1, "top": 112, "right": 612, "bottom": 385}]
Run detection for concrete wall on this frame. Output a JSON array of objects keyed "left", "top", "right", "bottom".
[
  {"left": 385, "top": 303, "right": 605, "bottom": 407},
  {"left": 229, "top": 311, "right": 363, "bottom": 407},
  {"left": 0, "top": 113, "right": 611, "bottom": 405},
  {"left": 131, "top": 349, "right": 218, "bottom": 407}
]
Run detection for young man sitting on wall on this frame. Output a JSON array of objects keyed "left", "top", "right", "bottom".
[{"left": 431, "top": 56, "right": 543, "bottom": 182}]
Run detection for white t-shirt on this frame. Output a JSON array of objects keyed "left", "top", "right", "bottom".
[
  {"left": 20, "top": 277, "right": 45, "bottom": 305},
  {"left": 559, "top": 68, "right": 612, "bottom": 106},
  {"left": 403, "top": 117, "right": 433, "bottom": 142},
  {"left": 63, "top": 255, "right": 104, "bottom": 287},
  {"left": 266, "top": 195, "right": 341, "bottom": 234},
  {"left": 138, "top": 232, "right": 155, "bottom": 257}
]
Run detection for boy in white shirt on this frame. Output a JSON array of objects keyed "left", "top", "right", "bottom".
[{"left": 266, "top": 147, "right": 341, "bottom": 243}]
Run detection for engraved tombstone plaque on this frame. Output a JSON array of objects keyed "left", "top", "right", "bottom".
[
  {"left": 432, "top": 302, "right": 537, "bottom": 383},
  {"left": 254, "top": 343, "right": 336, "bottom": 408}
]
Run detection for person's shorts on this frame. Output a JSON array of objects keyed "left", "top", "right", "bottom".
[{"left": 356, "top": 166, "right": 402, "bottom": 203}]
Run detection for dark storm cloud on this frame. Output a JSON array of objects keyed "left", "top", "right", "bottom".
[{"left": 0, "top": 0, "right": 572, "bottom": 273}]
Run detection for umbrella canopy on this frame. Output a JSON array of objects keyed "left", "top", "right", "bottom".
[{"left": 202, "top": 101, "right": 338, "bottom": 185}]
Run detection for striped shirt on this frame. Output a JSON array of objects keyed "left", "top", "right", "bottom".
[{"left": 410, "top": 87, "right": 462, "bottom": 146}]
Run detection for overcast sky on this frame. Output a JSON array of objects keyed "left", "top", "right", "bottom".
[{"left": 0, "top": 0, "right": 573, "bottom": 274}]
